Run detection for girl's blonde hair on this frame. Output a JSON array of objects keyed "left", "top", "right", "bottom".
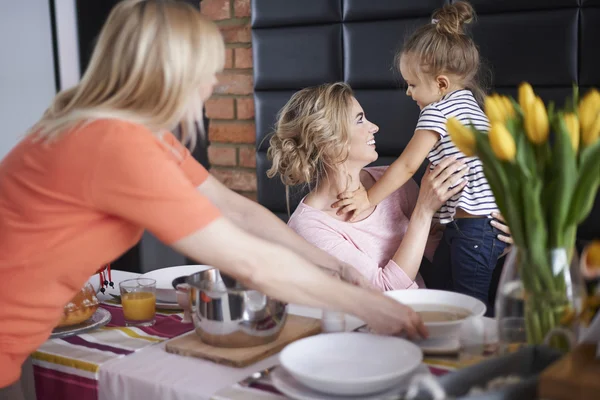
[
  {"left": 32, "top": 0, "right": 224, "bottom": 147},
  {"left": 397, "top": 1, "right": 487, "bottom": 104},
  {"left": 267, "top": 82, "right": 354, "bottom": 191}
]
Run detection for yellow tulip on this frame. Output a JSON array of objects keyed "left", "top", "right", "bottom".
[
  {"left": 524, "top": 96, "right": 549, "bottom": 144},
  {"left": 485, "top": 95, "right": 516, "bottom": 124},
  {"left": 518, "top": 82, "right": 536, "bottom": 113},
  {"left": 562, "top": 113, "right": 580, "bottom": 152},
  {"left": 485, "top": 95, "right": 504, "bottom": 123},
  {"left": 579, "top": 89, "right": 600, "bottom": 146},
  {"left": 489, "top": 122, "right": 516, "bottom": 161},
  {"left": 447, "top": 117, "right": 476, "bottom": 157},
  {"left": 501, "top": 96, "right": 515, "bottom": 119}
]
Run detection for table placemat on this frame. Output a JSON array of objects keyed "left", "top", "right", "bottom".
[{"left": 32, "top": 303, "right": 194, "bottom": 400}]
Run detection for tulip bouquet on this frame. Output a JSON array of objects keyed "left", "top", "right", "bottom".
[{"left": 447, "top": 83, "right": 600, "bottom": 347}]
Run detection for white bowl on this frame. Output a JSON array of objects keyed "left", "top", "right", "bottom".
[
  {"left": 140, "top": 265, "right": 212, "bottom": 303},
  {"left": 279, "top": 332, "right": 422, "bottom": 396},
  {"left": 385, "top": 289, "right": 486, "bottom": 339}
]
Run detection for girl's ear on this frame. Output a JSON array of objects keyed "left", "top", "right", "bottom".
[{"left": 436, "top": 75, "right": 450, "bottom": 94}]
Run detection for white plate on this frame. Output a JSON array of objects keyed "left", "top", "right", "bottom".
[
  {"left": 385, "top": 289, "right": 486, "bottom": 339},
  {"left": 279, "top": 332, "right": 422, "bottom": 396},
  {"left": 272, "top": 363, "right": 431, "bottom": 400},
  {"left": 51, "top": 308, "right": 112, "bottom": 339},
  {"left": 140, "top": 265, "right": 212, "bottom": 303}
]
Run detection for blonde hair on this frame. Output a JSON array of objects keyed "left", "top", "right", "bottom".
[
  {"left": 32, "top": 0, "right": 224, "bottom": 148},
  {"left": 267, "top": 82, "right": 355, "bottom": 193},
  {"left": 397, "top": 1, "right": 487, "bottom": 104}
]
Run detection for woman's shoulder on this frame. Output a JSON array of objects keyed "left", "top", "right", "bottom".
[{"left": 288, "top": 201, "right": 340, "bottom": 235}]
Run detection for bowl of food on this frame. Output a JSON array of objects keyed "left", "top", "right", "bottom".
[{"left": 385, "top": 289, "right": 486, "bottom": 338}]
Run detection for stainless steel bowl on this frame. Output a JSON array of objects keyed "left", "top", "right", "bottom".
[{"left": 184, "top": 269, "right": 288, "bottom": 348}]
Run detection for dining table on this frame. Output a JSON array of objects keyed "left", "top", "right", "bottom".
[{"left": 31, "top": 270, "right": 495, "bottom": 400}]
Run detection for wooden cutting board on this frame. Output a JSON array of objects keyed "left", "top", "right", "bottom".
[
  {"left": 538, "top": 343, "right": 600, "bottom": 400},
  {"left": 165, "top": 315, "right": 321, "bottom": 367}
]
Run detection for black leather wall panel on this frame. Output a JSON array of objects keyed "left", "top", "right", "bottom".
[
  {"left": 252, "top": 0, "right": 600, "bottom": 239},
  {"left": 343, "top": 0, "right": 448, "bottom": 21},
  {"left": 252, "top": 25, "right": 342, "bottom": 90},
  {"left": 581, "top": 0, "right": 600, "bottom": 6},
  {"left": 580, "top": 9, "right": 600, "bottom": 86},
  {"left": 467, "top": 0, "right": 579, "bottom": 13},
  {"left": 474, "top": 10, "right": 578, "bottom": 86},
  {"left": 251, "top": 0, "right": 341, "bottom": 28},
  {"left": 343, "top": 19, "right": 428, "bottom": 88},
  {"left": 255, "top": 91, "right": 299, "bottom": 152},
  {"left": 352, "top": 90, "right": 419, "bottom": 157}
]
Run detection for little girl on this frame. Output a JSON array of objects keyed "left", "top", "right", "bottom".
[{"left": 334, "top": 1, "right": 506, "bottom": 311}]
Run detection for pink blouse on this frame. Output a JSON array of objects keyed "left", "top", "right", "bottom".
[{"left": 288, "top": 167, "right": 441, "bottom": 290}]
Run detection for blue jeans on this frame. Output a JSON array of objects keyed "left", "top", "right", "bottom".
[{"left": 429, "top": 218, "right": 507, "bottom": 316}]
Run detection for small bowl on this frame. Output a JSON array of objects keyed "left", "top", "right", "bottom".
[
  {"left": 140, "top": 265, "right": 211, "bottom": 303},
  {"left": 385, "top": 289, "right": 486, "bottom": 339}
]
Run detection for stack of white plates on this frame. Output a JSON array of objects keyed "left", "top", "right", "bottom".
[
  {"left": 274, "top": 332, "right": 427, "bottom": 400},
  {"left": 139, "top": 265, "right": 211, "bottom": 309}
]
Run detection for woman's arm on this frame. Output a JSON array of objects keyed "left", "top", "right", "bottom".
[
  {"left": 291, "top": 222, "right": 421, "bottom": 290},
  {"left": 390, "top": 157, "right": 468, "bottom": 276},
  {"left": 170, "top": 216, "right": 426, "bottom": 338},
  {"left": 195, "top": 175, "right": 372, "bottom": 288},
  {"left": 333, "top": 130, "right": 439, "bottom": 221}
]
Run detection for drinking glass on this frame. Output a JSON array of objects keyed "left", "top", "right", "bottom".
[
  {"left": 119, "top": 278, "right": 157, "bottom": 327},
  {"left": 459, "top": 315, "right": 498, "bottom": 365}
]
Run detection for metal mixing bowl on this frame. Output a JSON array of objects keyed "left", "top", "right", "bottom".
[{"left": 183, "top": 268, "right": 288, "bottom": 348}]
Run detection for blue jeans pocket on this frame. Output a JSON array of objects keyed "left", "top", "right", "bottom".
[{"left": 451, "top": 219, "right": 485, "bottom": 244}]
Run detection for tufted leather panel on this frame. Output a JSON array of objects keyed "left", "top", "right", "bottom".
[
  {"left": 252, "top": 0, "right": 600, "bottom": 240},
  {"left": 343, "top": 0, "right": 449, "bottom": 21},
  {"left": 251, "top": 0, "right": 341, "bottom": 28},
  {"left": 252, "top": 25, "right": 343, "bottom": 90}
]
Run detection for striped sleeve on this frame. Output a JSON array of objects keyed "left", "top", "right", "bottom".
[{"left": 415, "top": 104, "right": 447, "bottom": 139}]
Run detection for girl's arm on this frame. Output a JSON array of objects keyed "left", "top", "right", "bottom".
[{"left": 333, "top": 130, "right": 439, "bottom": 221}]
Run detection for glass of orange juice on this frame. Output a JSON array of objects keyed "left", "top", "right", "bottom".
[{"left": 119, "top": 278, "right": 157, "bottom": 327}]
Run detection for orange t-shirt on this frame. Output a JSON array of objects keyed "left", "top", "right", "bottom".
[{"left": 0, "top": 119, "right": 221, "bottom": 387}]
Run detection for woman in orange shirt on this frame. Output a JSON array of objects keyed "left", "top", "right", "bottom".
[{"left": 0, "top": 0, "right": 428, "bottom": 394}]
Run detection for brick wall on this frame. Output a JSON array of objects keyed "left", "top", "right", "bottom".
[{"left": 200, "top": 0, "right": 257, "bottom": 201}]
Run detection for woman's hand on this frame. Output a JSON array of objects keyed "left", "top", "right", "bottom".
[
  {"left": 359, "top": 295, "right": 428, "bottom": 339},
  {"left": 416, "top": 156, "right": 468, "bottom": 215},
  {"left": 490, "top": 212, "right": 513, "bottom": 246}
]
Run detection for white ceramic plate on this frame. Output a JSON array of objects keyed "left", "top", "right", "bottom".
[
  {"left": 384, "top": 289, "right": 486, "bottom": 339},
  {"left": 271, "top": 364, "right": 430, "bottom": 400},
  {"left": 51, "top": 308, "right": 112, "bottom": 339},
  {"left": 140, "top": 265, "right": 212, "bottom": 303},
  {"left": 279, "top": 332, "right": 422, "bottom": 396}
]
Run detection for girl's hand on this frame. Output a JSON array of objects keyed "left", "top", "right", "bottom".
[{"left": 331, "top": 185, "right": 372, "bottom": 221}]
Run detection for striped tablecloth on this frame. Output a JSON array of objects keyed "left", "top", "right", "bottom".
[{"left": 32, "top": 303, "right": 194, "bottom": 400}]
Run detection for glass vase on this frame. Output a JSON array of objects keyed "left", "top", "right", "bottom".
[{"left": 495, "top": 247, "right": 585, "bottom": 353}]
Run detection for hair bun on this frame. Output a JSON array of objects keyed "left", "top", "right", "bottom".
[{"left": 432, "top": 1, "right": 475, "bottom": 36}]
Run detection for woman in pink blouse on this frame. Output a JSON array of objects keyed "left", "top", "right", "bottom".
[{"left": 268, "top": 82, "right": 511, "bottom": 290}]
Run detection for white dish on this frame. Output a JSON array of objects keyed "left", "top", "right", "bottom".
[
  {"left": 51, "top": 308, "right": 112, "bottom": 339},
  {"left": 272, "top": 363, "right": 430, "bottom": 400},
  {"left": 140, "top": 265, "right": 212, "bottom": 303},
  {"left": 279, "top": 332, "right": 422, "bottom": 396},
  {"left": 384, "top": 289, "right": 486, "bottom": 339}
]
